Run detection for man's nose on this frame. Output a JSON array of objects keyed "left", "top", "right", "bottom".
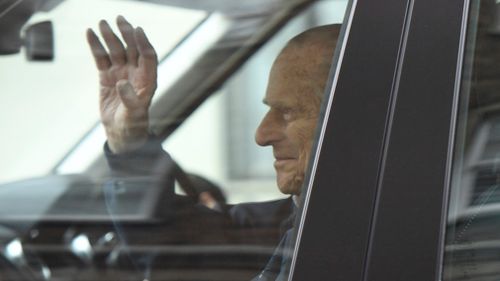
[{"left": 255, "top": 112, "right": 282, "bottom": 146}]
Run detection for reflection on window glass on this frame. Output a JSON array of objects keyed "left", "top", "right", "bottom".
[
  {"left": 0, "top": 0, "right": 206, "bottom": 184},
  {"left": 0, "top": 0, "right": 348, "bottom": 280},
  {"left": 164, "top": 0, "right": 349, "bottom": 204},
  {"left": 445, "top": 0, "right": 500, "bottom": 280}
]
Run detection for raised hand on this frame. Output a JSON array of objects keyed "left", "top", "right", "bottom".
[{"left": 86, "top": 16, "right": 158, "bottom": 154}]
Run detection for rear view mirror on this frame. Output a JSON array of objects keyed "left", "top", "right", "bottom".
[
  {"left": 24, "top": 21, "right": 54, "bottom": 61},
  {"left": 0, "top": 0, "right": 54, "bottom": 61}
]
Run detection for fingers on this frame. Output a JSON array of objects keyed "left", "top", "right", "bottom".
[
  {"left": 99, "top": 20, "right": 127, "bottom": 65},
  {"left": 88, "top": 17, "right": 157, "bottom": 73},
  {"left": 116, "top": 80, "right": 139, "bottom": 108},
  {"left": 117, "top": 15, "right": 138, "bottom": 66},
  {"left": 86, "top": 28, "right": 111, "bottom": 70},
  {"left": 135, "top": 27, "right": 158, "bottom": 72}
]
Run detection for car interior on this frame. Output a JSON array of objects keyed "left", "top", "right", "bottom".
[{"left": 0, "top": 0, "right": 348, "bottom": 280}]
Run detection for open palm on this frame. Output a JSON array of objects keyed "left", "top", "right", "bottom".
[{"left": 87, "top": 16, "right": 158, "bottom": 153}]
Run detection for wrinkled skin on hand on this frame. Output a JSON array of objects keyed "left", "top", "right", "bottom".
[{"left": 86, "top": 16, "right": 158, "bottom": 154}]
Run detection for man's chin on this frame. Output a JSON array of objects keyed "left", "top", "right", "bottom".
[{"left": 276, "top": 174, "right": 302, "bottom": 195}]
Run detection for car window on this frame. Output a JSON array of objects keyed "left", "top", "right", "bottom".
[
  {"left": 162, "top": 1, "right": 348, "bottom": 204},
  {"left": 0, "top": 0, "right": 206, "bottom": 184},
  {"left": 0, "top": 0, "right": 350, "bottom": 280},
  {"left": 444, "top": 0, "right": 500, "bottom": 280}
]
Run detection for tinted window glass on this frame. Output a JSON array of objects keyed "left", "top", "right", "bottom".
[{"left": 445, "top": 1, "right": 500, "bottom": 280}]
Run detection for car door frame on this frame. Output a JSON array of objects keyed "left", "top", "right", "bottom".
[{"left": 290, "top": 0, "right": 471, "bottom": 280}]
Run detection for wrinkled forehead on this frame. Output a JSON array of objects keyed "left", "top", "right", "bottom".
[
  {"left": 270, "top": 48, "right": 326, "bottom": 85},
  {"left": 273, "top": 42, "right": 332, "bottom": 84},
  {"left": 265, "top": 62, "right": 322, "bottom": 112},
  {"left": 263, "top": 38, "right": 334, "bottom": 111}
]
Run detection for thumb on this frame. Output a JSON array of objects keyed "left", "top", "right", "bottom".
[{"left": 116, "top": 80, "right": 138, "bottom": 108}]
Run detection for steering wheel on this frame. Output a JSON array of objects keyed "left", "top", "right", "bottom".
[{"left": 172, "top": 161, "right": 227, "bottom": 212}]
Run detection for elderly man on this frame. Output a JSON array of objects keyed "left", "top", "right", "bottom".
[{"left": 87, "top": 16, "right": 340, "bottom": 279}]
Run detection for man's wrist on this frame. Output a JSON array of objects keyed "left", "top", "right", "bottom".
[
  {"left": 105, "top": 126, "right": 149, "bottom": 154},
  {"left": 107, "top": 137, "right": 148, "bottom": 154}
]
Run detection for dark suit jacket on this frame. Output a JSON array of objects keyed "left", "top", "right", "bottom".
[
  {"left": 104, "top": 139, "right": 294, "bottom": 243},
  {"left": 104, "top": 139, "right": 295, "bottom": 278},
  {"left": 230, "top": 197, "right": 294, "bottom": 245}
]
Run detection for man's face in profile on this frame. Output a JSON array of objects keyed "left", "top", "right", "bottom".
[{"left": 255, "top": 45, "right": 324, "bottom": 196}]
